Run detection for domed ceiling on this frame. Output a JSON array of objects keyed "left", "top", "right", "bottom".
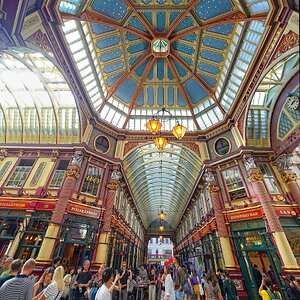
[{"left": 59, "top": 0, "right": 269, "bottom": 132}]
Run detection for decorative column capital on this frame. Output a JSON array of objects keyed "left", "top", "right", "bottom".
[
  {"left": 208, "top": 183, "right": 220, "bottom": 192},
  {"left": 280, "top": 170, "right": 297, "bottom": 183},
  {"left": 248, "top": 172, "right": 264, "bottom": 182},
  {"left": 107, "top": 182, "right": 118, "bottom": 191},
  {"left": 66, "top": 167, "right": 80, "bottom": 178}
]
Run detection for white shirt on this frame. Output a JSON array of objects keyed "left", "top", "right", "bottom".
[
  {"left": 164, "top": 274, "right": 175, "bottom": 300},
  {"left": 95, "top": 284, "right": 111, "bottom": 300},
  {"left": 44, "top": 282, "right": 63, "bottom": 300}
]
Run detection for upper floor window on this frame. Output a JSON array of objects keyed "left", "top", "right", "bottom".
[
  {"left": 81, "top": 165, "right": 103, "bottom": 196},
  {"left": 6, "top": 159, "right": 35, "bottom": 187},
  {"left": 222, "top": 168, "right": 247, "bottom": 201},
  {"left": 49, "top": 160, "right": 69, "bottom": 188},
  {"left": 291, "top": 165, "right": 300, "bottom": 188},
  {"left": 258, "top": 164, "right": 279, "bottom": 194}
]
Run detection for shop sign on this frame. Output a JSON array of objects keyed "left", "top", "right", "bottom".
[
  {"left": 67, "top": 202, "right": 101, "bottom": 219},
  {"left": 275, "top": 207, "right": 298, "bottom": 217},
  {"left": 0, "top": 200, "right": 31, "bottom": 210},
  {"left": 35, "top": 202, "right": 56, "bottom": 211},
  {"left": 228, "top": 209, "right": 263, "bottom": 222}
]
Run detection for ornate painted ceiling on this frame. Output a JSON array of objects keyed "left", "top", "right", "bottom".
[{"left": 59, "top": 0, "right": 269, "bottom": 132}]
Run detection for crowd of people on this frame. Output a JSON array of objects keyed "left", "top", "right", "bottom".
[{"left": 0, "top": 255, "right": 299, "bottom": 300}]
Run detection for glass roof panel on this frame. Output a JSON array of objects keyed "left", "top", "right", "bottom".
[{"left": 123, "top": 143, "right": 202, "bottom": 228}]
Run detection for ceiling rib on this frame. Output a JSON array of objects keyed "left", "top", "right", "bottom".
[
  {"left": 170, "top": 12, "right": 267, "bottom": 42},
  {"left": 62, "top": 11, "right": 152, "bottom": 42},
  {"left": 166, "top": 57, "right": 200, "bottom": 130},
  {"left": 97, "top": 52, "right": 152, "bottom": 112},
  {"left": 166, "top": 0, "right": 201, "bottom": 38},
  {"left": 123, "top": 0, "right": 155, "bottom": 38},
  {"left": 123, "top": 56, "right": 156, "bottom": 129},
  {"left": 170, "top": 53, "right": 226, "bottom": 115}
]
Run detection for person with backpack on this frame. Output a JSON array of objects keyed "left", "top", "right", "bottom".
[
  {"left": 284, "top": 276, "right": 300, "bottom": 300},
  {"left": 259, "top": 277, "right": 282, "bottom": 300},
  {"left": 190, "top": 271, "right": 204, "bottom": 300},
  {"left": 223, "top": 272, "right": 238, "bottom": 300}
]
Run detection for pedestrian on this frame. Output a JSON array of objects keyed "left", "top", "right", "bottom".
[
  {"left": 284, "top": 276, "right": 300, "bottom": 300},
  {"left": 61, "top": 267, "right": 76, "bottom": 300},
  {"left": 35, "top": 265, "right": 65, "bottom": 300},
  {"left": 0, "top": 257, "right": 13, "bottom": 276},
  {"left": 183, "top": 267, "right": 193, "bottom": 300},
  {"left": 70, "top": 266, "right": 82, "bottom": 300},
  {"left": 223, "top": 272, "right": 238, "bottom": 300},
  {"left": 33, "top": 267, "right": 53, "bottom": 297},
  {"left": 0, "top": 258, "right": 36, "bottom": 300},
  {"left": 148, "top": 268, "right": 156, "bottom": 300},
  {"left": 173, "top": 257, "right": 185, "bottom": 300},
  {"left": 253, "top": 265, "right": 262, "bottom": 290},
  {"left": 0, "top": 258, "right": 23, "bottom": 287},
  {"left": 203, "top": 269, "right": 223, "bottom": 300},
  {"left": 89, "top": 264, "right": 105, "bottom": 300},
  {"left": 164, "top": 265, "right": 175, "bottom": 300},
  {"left": 259, "top": 277, "right": 282, "bottom": 300},
  {"left": 95, "top": 268, "right": 120, "bottom": 300},
  {"left": 119, "top": 261, "right": 131, "bottom": 300},
  {"left": 216, "top": 268, "right": 225, "bottom": 299},
  {"left": 190, "top": 271, "right": 203, "bottom": 300},
  {"left": 74, "top": 260, "right": 92, "bottom": 300},
  {"left": 50, "top": 256, "right": 61, "bottom": 272}
]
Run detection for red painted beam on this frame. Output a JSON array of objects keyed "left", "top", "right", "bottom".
[
  {"left": 166, "top": 57, "right": 200, "bottom": 130},
  {"left": 62, "top": 11, "right": 152, "bottom": 42},
  {"left": 166, "top": 0, "right": 201, "bottom": 38},
  {"left": 170, "top": 53, "right": 226, "bottom": 115},
  {"left": 97, "top": 52, "right": 152, "bottom": 112},
  {"left": 123, "top": 0, "right": 155, "bottom": 38},
  {"left": 122, "top": 56, "right": 156, "bottom": 129},
  {"left": 170, "top": 12, "right": 267, "bottom": 42}
]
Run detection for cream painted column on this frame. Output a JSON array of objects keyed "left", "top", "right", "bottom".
[
  {"left": 94, "top": 169, "right": 121, "bottom": 266},
  {"left": 244, "top": 157, "right": 299, "bottom": 270},
  {"left": 6, "top": 217, "right": 29, "bottom": 257},
  {"left": 205, "top": 172, "right": 237, "bottom": 270},
  {"left": 36, "top": 153, "right": 82, "bottom": 264}
]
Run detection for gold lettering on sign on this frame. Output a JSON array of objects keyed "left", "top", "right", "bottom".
[{"left": 85, "top": 175, "right": 101, "bottom": 184}]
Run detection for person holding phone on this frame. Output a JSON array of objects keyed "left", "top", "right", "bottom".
[{"left": 259, "top": 277, "right": 282, "bottom": 300}]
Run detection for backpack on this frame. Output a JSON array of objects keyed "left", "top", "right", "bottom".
[{"left": 266, "top": 289, "right": 281, "bottom": 300}]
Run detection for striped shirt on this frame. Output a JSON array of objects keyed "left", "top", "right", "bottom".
[{"left": 0, "top": 274, "right": 34, "bottom": 300}]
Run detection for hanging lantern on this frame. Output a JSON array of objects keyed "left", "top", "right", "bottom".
[
  {"left": 172, "top": 121, "right": 187, "bottom": 140},
  {"left": 146, "top": 117, "right": 162, "bottom": 135},
  {"left": 159, "top": 235, "right": 163, "bottom": 240},
  {"left": 159, "top": 210, "right": 165, "bottom": 220},
  {"left": 154, "top": 136, "right": 168, "bottom": 150}
]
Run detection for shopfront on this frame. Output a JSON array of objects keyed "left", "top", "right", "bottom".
[{"left": 231, "top": 218, "right": 284, "bottom": 300}]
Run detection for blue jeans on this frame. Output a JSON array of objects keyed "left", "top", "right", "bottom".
[{"left": 175, "top": 290, "right": 184, "bottom": 300}]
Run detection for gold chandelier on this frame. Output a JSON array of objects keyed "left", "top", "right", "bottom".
[{"left": 146, "top": 108, "right": 187, "bottom": 150}]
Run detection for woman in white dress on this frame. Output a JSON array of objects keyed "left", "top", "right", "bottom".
[{"left": 164, "top": 265, "right": 175, "bottom": 300}]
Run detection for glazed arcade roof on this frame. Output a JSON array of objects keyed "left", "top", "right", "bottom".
[{"left": 59, "top": 0, "right": 269, "bottom": 132}]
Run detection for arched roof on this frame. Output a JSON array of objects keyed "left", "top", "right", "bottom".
[
  {"left": 0, "top": 50, "right": 80, "bottom": 144},
  {"left": 59, "top": 0, "right": 270, "bottom": 132},
  {"left": 123, "top": 143, "right": 202, "bottom": 228},
  {"left": 246, "top": 52, "right": 299, "bottom": 146}
]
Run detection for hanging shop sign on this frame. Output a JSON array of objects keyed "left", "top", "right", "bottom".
[
  {"left": 67, "top": 202, "right": 101, "bottom": 219},
  {"left": 227, "top": 209, "right": 263, "bottom": 222}
]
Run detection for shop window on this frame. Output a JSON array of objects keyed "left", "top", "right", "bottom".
[
  {"left": 258, "top": 164, "right": 279, "bottom": 193},
  {"left": 49, "top": 159, "right": 70, "bottom": 188},
  {"left": 283, "top": 226, "right": 300, "bottom": 258},
  {"left": 6, "top": 159, "right": 35, "bottom": 187},
  {"left": 0, "top": 217, "right": 21, "bottom": 238},
  {"left": 222, "top": 168, "right": 247, "bottom": 201},
  {"left": 291, "top": 165, "right": 300, "bottom": 188},
  {"left": 81, "top": 165, "right": 103, "bottom": 196},
  {"left": 17, "top": 213, "right": 50, "bottom": 260},
  {"left": 0, "top": 161, "right": 12, "bottom": 181}
]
